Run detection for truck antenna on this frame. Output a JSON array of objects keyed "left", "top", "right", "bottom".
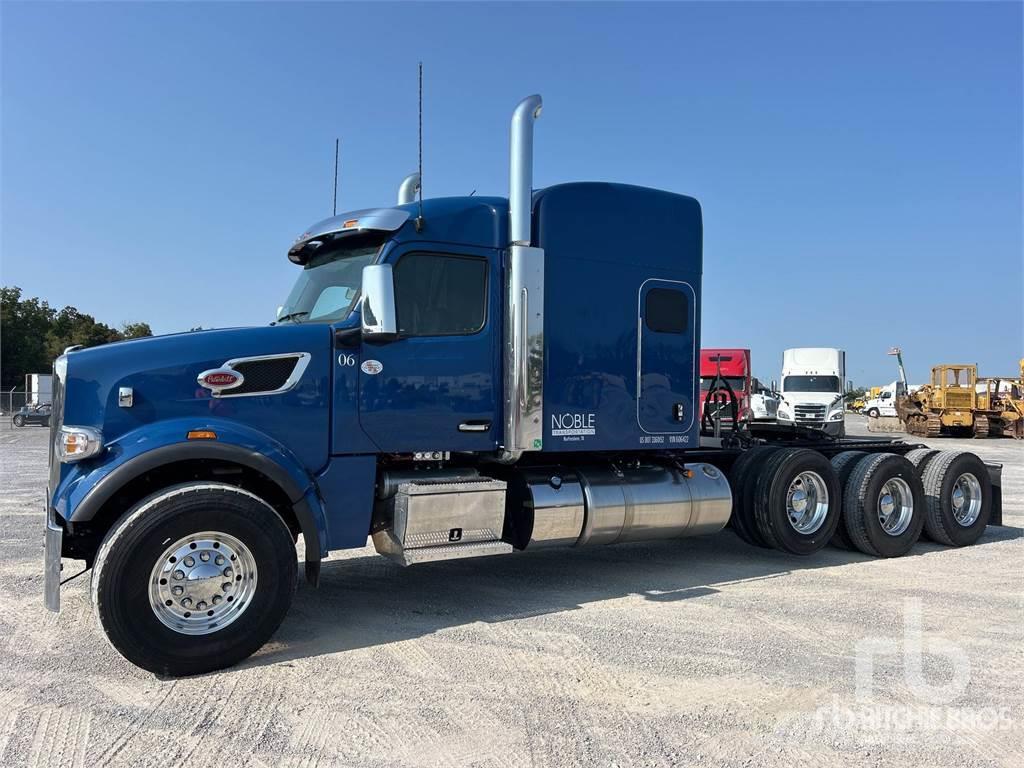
[
  {"left": 415, "top": 62, "right": 424, "bottom": 232},
  {"left": 333, "top": 138, "right": 340, "bottom": 216}
]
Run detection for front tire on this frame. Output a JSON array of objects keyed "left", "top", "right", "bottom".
[
  {"left": 13, "top": 415, "right": 24, "bottom": 427},
  {"left": 866, "top": 408, "right": 880, "bottom": 418},
  {"left": 91, "top": 482, "right": 297, "bottom": 676}
]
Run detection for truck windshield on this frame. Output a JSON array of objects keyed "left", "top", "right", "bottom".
[
  {"left": 279, "top": 239, "right": 383, "bottom": 323},
  {"left": 783, "top": 375, "right": 840, "bottom": 393},
  {"left": 700, "top": 376, "right": 747, "bottom": 392}
]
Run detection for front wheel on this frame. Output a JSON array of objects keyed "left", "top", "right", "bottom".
[
  {"left": 91, "top": 482, "right": 297, "bottom": 676},
  {"left": 13, "top": 415, "right": 24, "bottom": 427},
  {"left": 866, "top": 408, "right": 880, "bottom": 418}
]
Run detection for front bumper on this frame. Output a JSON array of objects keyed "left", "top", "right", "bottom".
[
  {"left": 778, "top": 416, "right": 845, "bottom": 436},
  {"left": 822, "top": 419, "right": 846, "bottom": 437},
  {"left": 44, "top": 498, "right": 62, "bottom": 612}
]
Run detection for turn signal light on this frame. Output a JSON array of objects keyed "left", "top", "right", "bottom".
[
  {"left": 57, "top": 426, "right": 103, "bottom": 463},
  {"left": 342, "top": 219, "right": 359, "bottom": 229},
  {"left": 186, "top": 430, "right": 217, "bottom": 440}
]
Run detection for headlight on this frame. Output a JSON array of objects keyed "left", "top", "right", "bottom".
[
  {"left": 57, "top": 425, "right": 103, "bottom": 462},
  {"left": 829, "top": 410, "right": 845, "bottom": 421}
]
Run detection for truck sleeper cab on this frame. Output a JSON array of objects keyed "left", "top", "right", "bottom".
[{"left": 44, "top": 96, "right": 1004, "bottom": 677}]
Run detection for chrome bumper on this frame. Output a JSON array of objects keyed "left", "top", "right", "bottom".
[{"left": 44, "top": 499, "right": 62, "bottom": 612}]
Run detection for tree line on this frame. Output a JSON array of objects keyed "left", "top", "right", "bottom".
[{"left": 0, "top": 286, "right": 153, "bottom": 390}]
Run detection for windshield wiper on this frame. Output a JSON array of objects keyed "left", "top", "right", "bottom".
[{"left": 273, "top": 311, "right": 309, "bottom": 325}]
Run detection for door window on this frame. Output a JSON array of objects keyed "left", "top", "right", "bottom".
[{"left": 393, "top": 253, "right": 487, "bottom": 336}]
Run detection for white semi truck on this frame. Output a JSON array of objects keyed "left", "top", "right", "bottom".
[
  {"left": 777, "top": 348, "right": 847, "bottom": 437},
  {"left": 862, "top": 380, "right": 922, "bottom": 418}
]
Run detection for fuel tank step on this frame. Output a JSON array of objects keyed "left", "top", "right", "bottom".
[{"left": 382, "top": 540, "right": 514, "bottom": 566}]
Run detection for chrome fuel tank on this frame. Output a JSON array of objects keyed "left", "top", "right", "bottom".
[{"left": 509, "top": 462, "right": 732, "bottom": 549}]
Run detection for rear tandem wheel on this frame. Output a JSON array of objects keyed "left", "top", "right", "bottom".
[
  {"left": 751, "top": 448, "right": 841, "bottom": 556},
  {"left": 841, "top": 453, "right": 925, "bottom": 558}
]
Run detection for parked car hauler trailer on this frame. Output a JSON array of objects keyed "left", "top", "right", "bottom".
[
  {"left": 44, "top": 96, "right": 1004, "bottom": 676},
  {"left": 777, "top": 348, "right": 847, "bottom": 437}
]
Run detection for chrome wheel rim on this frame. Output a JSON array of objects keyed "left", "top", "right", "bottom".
[
  {"left": 951, "top": 472, "right": 982, "bottom": 527},
  {"left": 786, "top": 471, "right": 829, "bottom": 534},
  {"left": 148, "top": 531, "right": 257, "bottom": 636},
  {"left": 878, "top": 478, "right": 913, "bottom": 536}
]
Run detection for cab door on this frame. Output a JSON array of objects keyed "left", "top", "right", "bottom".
[
  {"left": 637, "top": 279, "right": 697, "bottom": 435},
  {"left": 357, "top": 244, "right": 500, "bottom": 453}
]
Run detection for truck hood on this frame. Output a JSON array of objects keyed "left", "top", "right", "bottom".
[{"left": 57, "top": 324, "right": 334, "bottom": 474}]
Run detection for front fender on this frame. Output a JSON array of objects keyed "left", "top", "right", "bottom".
[{"left": 53, "top": 417, "right": 329, "bottom": 560}]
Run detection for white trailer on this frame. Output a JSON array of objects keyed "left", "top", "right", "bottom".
[{"left": 26, "top": 373, "right": 53, "bottom": 405}]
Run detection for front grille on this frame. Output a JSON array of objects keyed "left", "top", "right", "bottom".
[
  {"left": 794, "top": 404, "right": 827, "bottom": 424},
  {"left": 48, "top": 357, "right": 66, "bottom": 495},
  {"left": 945, "top": 390, "right": 973, "bottom": 408}
]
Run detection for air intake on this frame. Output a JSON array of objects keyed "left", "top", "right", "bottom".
[
  {"left": 397, "top": 172, "right": 420, "bottom": 205},
  {"left": 207, "top": 353, "right": 310, "bottom": 398}
]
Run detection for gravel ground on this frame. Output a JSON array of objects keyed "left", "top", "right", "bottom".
[{"left": 0, "top": 416, "right": 1021, "bottom": 767}]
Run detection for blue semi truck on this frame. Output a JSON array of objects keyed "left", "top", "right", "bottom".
[{"left": 44, "top": 96, "right": 1003, "bottom": 676}]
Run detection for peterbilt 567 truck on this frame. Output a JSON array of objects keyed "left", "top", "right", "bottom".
[{"left": 44, "top": 96, "right": 1003, "bottom": 676}]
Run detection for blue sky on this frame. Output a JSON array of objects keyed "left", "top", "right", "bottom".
[{"left": 2, "top": 1, "right": 1021, "bottom": 385}]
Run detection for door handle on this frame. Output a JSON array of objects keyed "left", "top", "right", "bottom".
[{"left": 458, "top": 421, "right": 491, "bottom": 433}]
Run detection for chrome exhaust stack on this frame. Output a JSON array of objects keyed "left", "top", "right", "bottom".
[
  {"left": 502, "top": 95, "right": 545, "bottom": 462},
  {"left": 397, "top": 172, "right": 420, "bottom": 205},
  {"left": 509, "top": 95, "right": 542, "bottom": 245}
]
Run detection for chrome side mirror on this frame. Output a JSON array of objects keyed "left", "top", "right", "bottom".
[{"left": 360, "top": 264, "right": 398, "bottom": 341}]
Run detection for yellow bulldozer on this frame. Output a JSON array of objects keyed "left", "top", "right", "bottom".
[
  {"left": 896, "top": 361, "right": 1023, "bottom": 439},
  {"left": 978, "top": 359, "right": 1024, "bottom": 439}
]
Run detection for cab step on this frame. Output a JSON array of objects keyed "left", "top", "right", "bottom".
[{"left": 382, "top": 540, "right": 513, "bottom": 566}]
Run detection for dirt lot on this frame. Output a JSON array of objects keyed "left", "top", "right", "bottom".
[{"left": 1, "top": 417, "right": 1021, "bottom": 767}]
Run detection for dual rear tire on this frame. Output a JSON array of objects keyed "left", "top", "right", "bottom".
[
  {"left": 840, "top": 453, "right": 925, "bottom": 557},
  {"left": 729, "top": 447, "right": 840, "bottom": 555},
  {"left": 729, "top": 447, "right": 993, "bottom": 559},
  {"left": 830, "top": 449, "right": 991, "bottom": 557}
]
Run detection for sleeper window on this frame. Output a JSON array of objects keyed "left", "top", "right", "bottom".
[{"left": 645, "top": 288, "right": 688, "bottom": 334}]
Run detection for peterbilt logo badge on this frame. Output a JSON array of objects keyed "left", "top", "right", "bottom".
[{"left": 197, "top": 368, "right": 244, "bottom": 393}]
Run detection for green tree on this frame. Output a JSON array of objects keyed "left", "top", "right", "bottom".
[
  {"left": 1, "top": 286, "right": 155, "bottom": 390},
  {"left": 122, "top": 322, "right": 153, "bottom": 339},
  {"left": 1, "top": 287, "right": 55, "bottom": 390},
  {"left": 45, "top": 306, "right": 122, "bottom": 360}
]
